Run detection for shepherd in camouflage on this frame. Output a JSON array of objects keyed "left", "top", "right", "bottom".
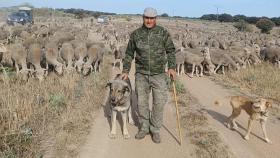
[{"left": 121, "top": 7, "right": 177, "bottom": 144}]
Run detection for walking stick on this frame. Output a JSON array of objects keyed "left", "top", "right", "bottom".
[{"left": 172, "top": 80, "right": 183, "bottom": 145}]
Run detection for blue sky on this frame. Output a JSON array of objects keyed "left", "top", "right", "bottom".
[{"left": 1, "top": 0, "right": 279, "bottom": 18}]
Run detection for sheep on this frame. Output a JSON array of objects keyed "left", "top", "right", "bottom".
[
  {"left": 260, "top": 46, "right": 280, "bottom": 68},
  {"left": 60, "top": 42, "right": 75, "bottom": 73},
  {"left": 202, "top": 47, "right": 239, "bottom": 75},
  {"left": 0, "top": 28, "right": 10, "bottom": 44},
  {"left": 243, "top": 44, "right": 262, "bottom": 67},
  {"left": 182, "top": 48, "right": 205, "bottom": 77},
  {"left": 9, "top": 43, "right": 31, "bottom": 81},
  {"left": 0, "top": 43, "right": 13, "bottom": 67},
  {"left": 45, "top": 42, "right": 64, "bottom": 75},
  {"left": 82, "top": 43, "right": 104, "bottom": 75},
  {"left": 175, "top": 48, "right": 185, "bottom": 75},
  {"left": 73, "top": 41, "right": 87, "bottom": 73},
  {"left": 176, "top": 47, "right": 204, "bottom": 77},
  {"left": 0, "top": 43, "right": 7, "bottom": 54},
  {"left": 28, "top": 43, "right": 47, "bottom": 81},
  {"left": 113, "top": 44, "right": 126, "bottom": 70},
  {"left": 51, "top": 31, "right": 75, "bottom": 47}
]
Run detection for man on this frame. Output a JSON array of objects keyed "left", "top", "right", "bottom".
[{"left": 121, "top": 7, "right": 176, "bottom": 144}]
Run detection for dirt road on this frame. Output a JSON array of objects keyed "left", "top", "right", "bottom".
[
  {"left": 77, "top": 32, "right": 280, "bottom": 157},
  {"left": 76, "top": 64, "right": 191, "bottom": 158},
  {"left": 181, "top": 76, "right": 280, "bottom": 158}
]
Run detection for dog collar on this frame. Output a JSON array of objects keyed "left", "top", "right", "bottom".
[{"left": 260, "top": 111, "right": 269, "bottom": 117}]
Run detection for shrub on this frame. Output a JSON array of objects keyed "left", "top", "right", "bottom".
[
  {"left": 234, "top": 19, "right": 253, "bottom": 32},
  {"left": 161, "top": 13, "right": 169, "bottom": 17},
  {"left": 246, "top": 16, "right": 260, "bottom": 24},
  {"left": 166, "top": 78, "right": 186, "bottom": 94},
  {"left": 49, "top": 94, "right": 66, "bottom": 112},
  {"left": 233, "top": 14, "right": 246, "bottom": 22},
  {"left": 271, "top": 17, "right": 280, "bottom": 26},
  {"left": 256, "top": 18, "right": 275, "bottom": 33},
  {"left": 218, "top": 13, "right": 233, "bottom": 22},
  {"left": 200, "top": 14, "right": 217, "bottom": 21},
  {"left": 124, "top": 16, "right": 132, "bottom": 22}
]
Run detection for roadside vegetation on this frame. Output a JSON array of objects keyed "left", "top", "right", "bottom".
[
  {"left": 211, "top": 63, "right": 280, "bottom": 118},
  {"left": 0, "top": 56, "right": 111, "bottom": 158},
  {"left": 169, "top": 80, "right": 234, "bottom": 158}
]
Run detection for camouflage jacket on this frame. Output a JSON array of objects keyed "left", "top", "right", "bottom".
[{"left": 123, "top": 24, "right": 176, "bottom": 75}]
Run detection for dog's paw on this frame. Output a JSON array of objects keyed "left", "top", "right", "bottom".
[
  {"left": 108, "top": 133, "right": 117, "bottom": 139},
  {"left": 265, "top": 138, "right": 272, "bottom": 144},
  {"left": 123, "top": 134, "right": 131, "bottom": 139},
  {"left": 128, "top": 120, "right": 135, "bottom": 125},
  {"left": 225, "top": 122, "right": 231, "bottom": 129},
  {"left": 244, "top": 135, "right": 249, "bottom": 140},
  {"left": 232, "top": 126, "right": 239, "bottom": 130}
]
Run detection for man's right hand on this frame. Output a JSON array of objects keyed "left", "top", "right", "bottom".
[{"left": 121, "top": 72, "right": 129, "bottom": 80}]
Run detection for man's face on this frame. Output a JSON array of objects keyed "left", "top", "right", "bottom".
[{"left": 143, "top": 16, "right": 157, "bottom": 28}]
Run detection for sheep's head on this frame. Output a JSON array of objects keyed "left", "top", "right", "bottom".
[
  {"left": 208, "top": 64, "right": 216, "bottom": 74},
  {"left": 243, "top": 48, "right": 251, "bottom": 55},
  {"left": 34, "top": 68, "right": 47, "bottom": 82},
  {"left": 82, "top": 63, "right": 93, "bottom": 76},
  {"left": 55, "top": 63, "right": 63, "bottom": 75},
  {"left": 201, "top": 47, "right": 210, "bottom": 58},
  {"left": 75, "top": 60, "right": 84, "bottom": 73},
  {"left": 0, "top": 43, "right": 7, "bottom": 53},
  {"left": 253, "top": 44, "right": 261, "bottom": 56},
  {"left": 19, "top": 68, "right": 32, "bottom": 81}
]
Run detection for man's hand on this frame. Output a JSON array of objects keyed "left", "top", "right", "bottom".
[
  {"left": 120, "top": 72, "right": 129, "bottom": 80},
  {"left": 167, "top": 69, "right": 176, "bottom": 80}
]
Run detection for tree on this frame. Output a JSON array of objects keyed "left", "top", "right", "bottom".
[
  {"left": 246, "top": 16, "right": 260, "bottom": 24},
  {"left": 256, "top": 18, "right": 275, "bottom": 34},
  {"left": 233, "top": 14, "right": 246, "bottom": 22},
  {"left": 271, "top": 17, "right": 280, "bottom": 26},
  {"left": 200, "top": 14, "right": 217, "bottom": 21},
  {"left": 218, "top": 13, "right": 233, "bottom": 22},
  {"left": 234, "top": 19, "right": 253, "bottom": 32},
  {"left": 161, "top": 13, "right": 169, "bottom": 17}
]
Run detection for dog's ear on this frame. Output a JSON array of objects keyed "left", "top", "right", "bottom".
[
  {"left": 106, "top": 80, "right": 112, "bottom": 88},
  {"left": 266, "top": 100, "right": 272, "bottom": 108},
  {"left": 124, "top": 86, "right": 131, "bottom": 93}
]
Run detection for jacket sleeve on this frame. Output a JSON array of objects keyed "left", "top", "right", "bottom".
[
  {"left": 164, "top": 31, "right": 176, "bottom": 70},
  {"left": 122, "top": 32, "right": 135, "bottom": 73}
]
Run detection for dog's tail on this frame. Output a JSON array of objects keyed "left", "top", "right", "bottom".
[{"left": 214, "top": 96, "right": 232, "bottom": 106}]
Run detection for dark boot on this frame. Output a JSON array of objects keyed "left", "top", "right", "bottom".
[
  {"left": 135, "top": 130, "right": 149, "bottom": 140},
  {"left": 151, "top": 132, "right": 161, "bottom": 144}
]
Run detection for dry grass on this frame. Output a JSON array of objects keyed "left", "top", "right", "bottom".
[
  {"left": 0, "top": 56, "right": 112, "bottom": 158},
  {"left": 176, "top": 81, "right": 234, "bottom": 158},
  {"left": 211, "top": 62, "right": 280, "bottom": 117}
]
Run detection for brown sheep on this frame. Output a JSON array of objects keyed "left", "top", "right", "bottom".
[
  {"left": 28, "top": 43, "right": 47, "bottom": 81},
  {"left": 45, "top": 42, "right": 64, "bottom": 75}
]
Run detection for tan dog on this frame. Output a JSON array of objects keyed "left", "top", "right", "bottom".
[{"left": 215, "top": 96, "right": 272, "bottom": 143}]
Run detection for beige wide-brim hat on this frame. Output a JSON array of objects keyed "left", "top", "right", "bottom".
[{"left": 143, "top": 7, "right": 157, "bottom": 17}]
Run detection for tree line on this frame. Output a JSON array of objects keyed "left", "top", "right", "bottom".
[
  {"left": 56, "top": 8, "right": 116, "bottom": 19},
  {"left": 200, "top": 13, "right": 280, "bottom": 26}
]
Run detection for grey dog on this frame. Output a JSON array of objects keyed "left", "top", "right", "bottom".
[{"left": 106, "top": 74, "right": 134, "bottom": 139}]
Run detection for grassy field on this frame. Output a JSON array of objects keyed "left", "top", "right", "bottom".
[
  {"left": 211, "top": 62, "right": 280, "bottom": 117},
  {"left": 0, "top": 56, "right": 112, "bottom": 158}
]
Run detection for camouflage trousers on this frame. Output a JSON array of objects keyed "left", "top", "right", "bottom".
[{"left": 135, "top": 73, "right": 168, "bottom": 134}]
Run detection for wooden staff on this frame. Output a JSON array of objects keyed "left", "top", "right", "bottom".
[{"left": 172, "top": 81, "right": 183, "bottom": 145}]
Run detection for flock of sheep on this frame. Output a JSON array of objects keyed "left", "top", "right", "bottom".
[
  {"left": 0, "top": 15, "right": 280, "bottom": 82},
  {"left": 0, "top": 17, "right": 112, "bottom": 82},
  {"left": 169, "top": 21, "right": 280, "bottom": 77}
]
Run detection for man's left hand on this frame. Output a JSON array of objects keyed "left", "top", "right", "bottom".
[{"left": 167, "top": 69, "right": 176, "bottom": 80}]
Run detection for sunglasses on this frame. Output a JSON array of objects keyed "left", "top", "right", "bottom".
[{"left": 144, "top": 16, "right": 156, "bottom": 20}]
